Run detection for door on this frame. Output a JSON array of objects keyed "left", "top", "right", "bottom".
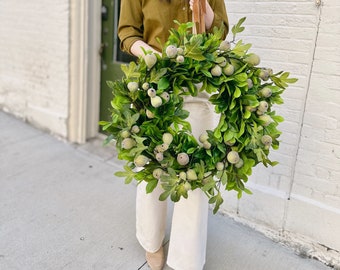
[{"left": 100, "top": 0, "right": 135, "bottom": 122}]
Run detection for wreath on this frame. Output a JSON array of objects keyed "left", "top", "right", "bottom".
[{"left": 100, "top": 18, "right": 297, "bottom": 213}]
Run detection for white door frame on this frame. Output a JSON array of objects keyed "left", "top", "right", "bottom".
[{"left": 68, "top": 0, "right": 102, "bottom": 144}]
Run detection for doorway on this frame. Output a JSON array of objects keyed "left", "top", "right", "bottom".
[{"left": 100, "top": 0, "right": 135, "bottom": 123}]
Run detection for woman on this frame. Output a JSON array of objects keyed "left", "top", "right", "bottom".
[{"left": 118, "top": 1, "right": 228, "bottom": 269}]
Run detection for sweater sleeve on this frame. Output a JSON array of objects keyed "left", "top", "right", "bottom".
[
  {"left": 118, "top": 0, "right": 144, "bottom": 54},
  {"left": 207, "top": 0, "right": 229, "bottom": 39}
]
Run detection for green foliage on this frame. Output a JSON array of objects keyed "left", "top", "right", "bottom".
[
  {"left": 100, "top": 18, "right": 297, "bottom": 213},
  {"left": 231, "top": 17, "right": 246, "bottom": 41}
]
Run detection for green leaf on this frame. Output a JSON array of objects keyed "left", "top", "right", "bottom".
[
  {"left": 229, "top": 99, "right": 236, "bottom": 110},
  {"left": 187, "top": 147, "right": 197, "bottom": 154},
  {"left": 185, "top": 37, "right": 206, "bottom": 61},
  {"left": 111, "top": 96, "right": 131, "bottom": 110},
  {"left": 189, "top": 34, "right": 204, "bottom": 46},
  {"left": 221, "top": 171, "right": 228, "bottom": 185},
  {"left": 171, "top": 190, "right": 181, "bottom": 202},
  {"left": 231, "top": 17, "right": 246, "bottom": 40},
  {"left": 130, "top": 113, "right": 140, "bottom": 125},
  {"left": 223, "top": 130, "right": 235, "bottom": 142},
  {"left": 177, "top": 184, "right": 188, "bottom": 199},
  {"left": 212, "top": 192, "right": 224, "bottom": 214},
  {"left": 99, "top": 120, "right": 109, "bottom": 126},
  {"left": 286, "top": 77, "right": 298, "bottom": 84},
  {"left": 202, "top": 177, "right": 216, "bottom": 192},
  {"left": 146, "top": 179, "right": 158, "bottom": 193},
  {"left": 159, "top": 190, "right": 171, "bottom": 201},
  {"left": 271, "top": 115, "right": 284, "bottom": 123},
  {"left": 269, "top": 160, "right": 279, "bottom": 166},
  {"left": 106, "top": 80, "right": 115, "bottom": 89},
  {"left": 158, "top": 77, "right": 170, "bottom": 90},
  {"left": 242, "top": 95, "right": 259, "bottom": 107},
  {"left": 273, "top": 72, "right": 298, "bottom": 88},
  {"left": 129, "top": 136, "right": 148, "bottom": 157},
  {"left": 201, "top": 69, "right": 213, "bottom": 78},
  {"left": 244, "top": 110, "right": 251, "bottom": 119},
  {"left": 237, "top": 121, "right": 245, "bottom": 137},
  {"left": 209, "top": 196, "right": 217, "bottom": 204},
  {"left": 114, "top": 171, "right": 127, "bottom": 177},
  {"left": 243, "top": 187, "right": 253, "bottom": 195},
  {"left": 150, "top": 68, "right": 168, "bottom": 83},
  {"left": 233, "top": 87, "right": 241, "bottom": 98},
  {"left": 121, "top": 62, "right": 140, "bottom": 79},
  {"left": 114, "top": 165, "right": 136, "bottom": 184},
  {"left": 101, "top": 123, "right": 112, "bottom": 131},
  {"left": 175, "top": 21, "right": 194, "bottom": 35},
  {"left": 232, "top": 40, "right": 252, "bottom": 57},
  {"left": 234, "top": 73, "right": 248, "bottom": 83},
  {"left": 271, "top": 96, "right": 284, "bottom": 105}
]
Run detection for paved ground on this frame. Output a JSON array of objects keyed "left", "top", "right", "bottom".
[{"left": 0, "top": 111, "right": 331, "bottom": 270}]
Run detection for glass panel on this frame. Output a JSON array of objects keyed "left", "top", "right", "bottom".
[{"left": 114, "top": 0, "right": 136, "bottom": 63}]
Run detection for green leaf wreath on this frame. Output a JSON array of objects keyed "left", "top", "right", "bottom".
[{"left": 100, "top": 18, "right": 297, "bottom": 213}]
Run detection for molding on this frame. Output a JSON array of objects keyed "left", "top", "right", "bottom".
[
  {"left": 68, "top": 0, "right": 88, "bottom": 143},
  {"left": 68, "top": 0, "right": 101, "bottom": 143},
  {"left": 86, "top": 1, "right": 102, "bottom": 139}
]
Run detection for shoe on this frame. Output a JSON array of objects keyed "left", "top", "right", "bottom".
[{"left": 145, "top": 246, "right": 165, "bottom": 270}]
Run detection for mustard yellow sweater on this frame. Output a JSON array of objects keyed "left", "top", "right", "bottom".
[{"left": 118, "top": 0, "right": 229, "bottom": 54}]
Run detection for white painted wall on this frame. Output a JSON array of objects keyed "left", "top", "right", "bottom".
[
  {"left": 0, "top": 0, "right": 70, "bottom": 137},
  {"left": 222, "top": 0, "right": 340, "bottom": 266}
]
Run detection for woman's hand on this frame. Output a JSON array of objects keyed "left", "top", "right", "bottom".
[
  {"left": 189, "top": 0, "right": 214, "bottom": 31},
  {"left": 189, "top": 0, "right": 194, "bottom": 10},
  {"left": 131, "top": 40, "right": 161, "bottom": 58}
]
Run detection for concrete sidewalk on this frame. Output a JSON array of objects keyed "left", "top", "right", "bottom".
[{"left": 0, "top": 111, "right": 331, "bottom": 270}]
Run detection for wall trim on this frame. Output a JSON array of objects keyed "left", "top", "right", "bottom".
[
  {"left": 86, "top": 1, "right": 102, "bottom": 139},
  {"left": 68, "top": 0, "right": 101, "bottom": 143}
]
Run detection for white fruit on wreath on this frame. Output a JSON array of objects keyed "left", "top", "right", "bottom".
[{"left": 100, "top": 18, "right": 297, "bottom": 213}]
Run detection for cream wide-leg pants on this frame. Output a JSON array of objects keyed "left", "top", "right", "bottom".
[{"left": 136, "top": 93, "right": 218, "bottom": 270}]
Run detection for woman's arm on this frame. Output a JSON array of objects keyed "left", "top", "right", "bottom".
[
  {"left": 118, "top": 0, "right": 161, "bottom": 57},
  {"left": 118, "top": 0, "right": 144, "bottom": 56}
]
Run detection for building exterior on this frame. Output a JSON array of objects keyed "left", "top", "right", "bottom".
[
  {"left": 0, "top": 0, "right": 101, "bottom": 143},
  {"left": 0, "top": 0, "right": 339, "bottom": 267},
  {"left": 223, "top": 0, "right": 340, "bottom": 266}
]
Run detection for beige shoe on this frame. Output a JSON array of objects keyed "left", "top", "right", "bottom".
[{"left": 145, "top": 246, "right": 165, "bottom": 270}]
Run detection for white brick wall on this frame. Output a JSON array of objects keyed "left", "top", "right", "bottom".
[
  {"left": 0, "top": 0, "right": 70, "bottom": 137},
  {"left": 223, "top": 0, "right": 340, "bottom": 265}
]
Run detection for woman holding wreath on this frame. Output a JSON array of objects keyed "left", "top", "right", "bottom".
[{"left": 118, "top": 1, "right": 228, "bottom": 269}]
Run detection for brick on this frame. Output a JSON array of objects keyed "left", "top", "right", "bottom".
[
  {"left": 286, "top": 195, "right": 340, "bottom": 251},
  {"left": 0, "top": 0, "right": 70, "bottom": 137},
  {"left": 227, "top": 0, "right": 340, "bottom": 250}
]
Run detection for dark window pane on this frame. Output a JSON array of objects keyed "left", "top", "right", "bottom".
[{"left": 115, "top": 0, "right": 136, "bottom": 63}]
